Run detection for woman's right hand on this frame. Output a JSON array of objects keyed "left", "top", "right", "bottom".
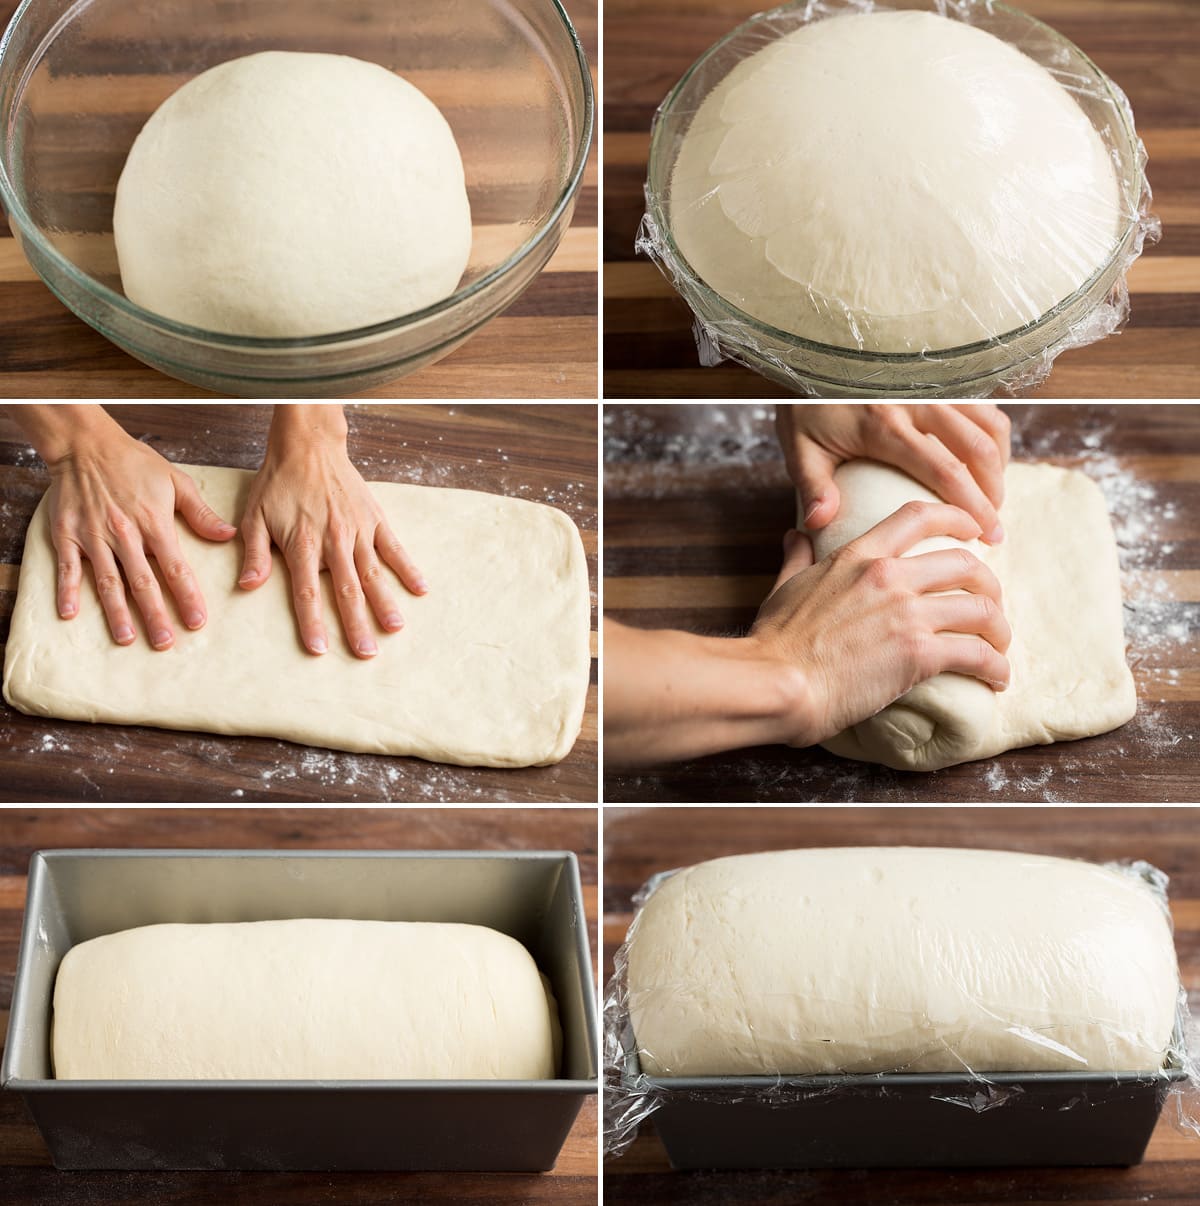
[{"left": 750, "top": 500, "right": 1012, "bottom": 747}]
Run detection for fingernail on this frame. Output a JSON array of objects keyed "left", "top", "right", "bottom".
[
  {"left": 415, "top": 578, "right": 430, "bottom": 594},
  {"left": 357, "top": 639, "right": 378, "bottom": 657},
  {"left": 218, "top": 523, "right": 236, "bottom": 534},
  {"left": 60, "top": 603, "right": 77, "bottom": 618},
  {"left": 310, "top": 637, "right": 327, "bottom": 654},
  {"left": 186, "top": 611, "right": 204, "bottom": 630},
  {"left": 115, "top": 625, "right": 135, "bottom": 644},
  {"left": 385, "top": 613, "right": 404, "bottom": 630},
  {"left": 803, "top": 498, "right": 822, "bottom": 524},
  {"left": 987, "top": 524, "right": 1004, "bottom": 544},
  {"left": 238, "top": 570, "right": 257, "bottom": 585},
  {"left": 152, "top": 629, "right": 172, "bottom": 648}
]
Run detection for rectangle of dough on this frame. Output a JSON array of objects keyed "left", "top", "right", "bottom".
[
  {"left": 52, "top": 919, "right": 558, "bottom": 1080},
  {"left": 625, "top": 847, "right": 1180, "bottom": 1077},
  {"left": 2, "top": 465, "right": 590, "bottom": 767}
]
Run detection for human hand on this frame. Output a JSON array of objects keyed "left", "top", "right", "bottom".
[
  {"left": 41, "top": 410, "right": 236, "bottom": 648},
  {"left": 750, "top": 500, "right": 1011, "bottom": 746},
  {"left": 776, "top": 404, "right": 1011, "bottom": 543},
  {"left": 238, "top": 406, "right": 426, "bottom": 658}
]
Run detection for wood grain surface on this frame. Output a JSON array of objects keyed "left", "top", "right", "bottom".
[
  {"left": 0, "top": 1, "right": 597, "bottom": 400},
  {"left": 0, "top": 806, "right": 598, "bottom": 1204},
  {"left": 603, "top": 0, "right": 1200, "bottom": 399},
  {"left": 603, "top": 402, "right": 1200, "bottom": 802},
  {"left": 0, "top": 403, "right": 599, "bottom": 803},
  {"left": 603, "top": 805, "right": 1200, "bottom": 1204}
]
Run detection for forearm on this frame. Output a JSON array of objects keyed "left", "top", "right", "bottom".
[
  {"left": 603, "top": 620, "right": 812, "bottom": 766},
  {"left": 4, "top": 405, "right": 124, "bottom": 467}
]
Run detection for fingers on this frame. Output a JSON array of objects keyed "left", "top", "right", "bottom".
[
  {"left": 792, "top": 439, "right": 841, "bottom": 531},
  {"left": 918, "top": 632, "right": 1011, "bottom": 691},
  {"left": 326, "top": 542, "right": 378, "bottom": 659},
  {"left": 110, "top": 534, "right": 175, "bottom": 651},
  {"left": 917, "top": 406, "right": 1006, "bottom": 514},
  {"left": 898, "top": 547, "right": 1004, "bottom": 609},
  {"left": 355, "top": 538, "right": 405, "bottom": 634},
  {"left": 143, "top": 519, "right": 206, "bottom": 632},
  {"left": 80, "top": 536, "right": 136, "bottom": 646},
  {"left": 958, "top": 404, "right": 1012, "bottom": 468},
  {"left": 54, "top": 537, "right": 83, "bottom": 620},
  {"left": 375, "top": 523, "right": 428, "bottom": 596},
  {"left": 848, "top": 501, "right": 982, "bottom": 560},
  {"left": 879, "top": 424, "right": 1004, "bottom": 545},
  {"left": 767, "top": 529, "right": 815, "bottom": 598},
  {"left": 173, "top": 471, "right": 237, "bottom": 542},
  {"left": 238, "top": 511, "right": 274, "bottom": 591},
  {"left": 284, "top": 534, "right": 328, "bottom": 656},
  {"left": 918, "top": 591, "right": 1012, "bottom": 658}
]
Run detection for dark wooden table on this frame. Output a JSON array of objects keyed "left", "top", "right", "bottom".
[
  {"left": 603, "top": 805, "right": 1200, "bottom": 1204},
  {"left": 603, "top": 0, "right": 1200, "bottom": 398},
  {"left": 0, "top": 807, "right": 597, "bottom": 1205},
  {"left": 0, "top": 403, "right": 598, "bottom": 802},
  {"left": 0, "top": 0, "right": 597, "bottom": 400},
  {"left": 603, "top": 402, "right": 1199, "bottom": 802}
]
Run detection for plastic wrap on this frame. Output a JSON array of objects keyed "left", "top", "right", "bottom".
[
  {"left": 603, "top": 848, "right": 1199, "bottom": 1162},
  {"left": 637, "top": 0, "right": 1160, "bottom": 398}
]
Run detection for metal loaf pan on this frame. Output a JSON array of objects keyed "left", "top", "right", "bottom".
[
  {"left": 1, "top": 849, "right": 598, "bottom": 1172},
  {"left": 623, "top": 1049, "right": 1187, "bottom": 1170}
]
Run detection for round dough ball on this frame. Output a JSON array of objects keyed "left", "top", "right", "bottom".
[
  {"left": 114, "top": 51, "right": 472, "bottom": 337},
  {"left": 670, "top": 11, "right": 1123, "bottom": 354}
]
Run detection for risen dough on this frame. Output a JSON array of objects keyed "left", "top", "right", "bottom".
[
  {"left": 114, "top": 51, "right": 472, "bottom": 336},
  {"left": 53, "top": 919, "right": 557, "bottom": 1079},
  {"left": 2, "top": 465, "right": 590, "bottom": 768},
  {"left": 804, "top": 459, "right": 1135, "bottom": 771},
  {"left": 671, "top": 11, "right": 1122, "bottom": 353},
  {"left": 626, "top": 847, "right": 1180, "bottom": 1077}
]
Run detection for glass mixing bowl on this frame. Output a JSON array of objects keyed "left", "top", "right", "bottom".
[
  {"left": 642, "top": 0, "right": 1154, "bottom": 398},
  {"left": 0, "top": 0, "right": 593, "bottom": 395}
]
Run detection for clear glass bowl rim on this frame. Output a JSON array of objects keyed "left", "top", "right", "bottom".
[
  {"left": 0, "top": 0, "right": 595, "bottom": 349},
  {"left": 645, "top": 0, "right": 1146, "bottom": 365}
]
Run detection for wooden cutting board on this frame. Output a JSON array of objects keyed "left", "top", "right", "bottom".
[
  {"left": 0, "top": 403, "right": 598, "bottom": 803},
  {"left": 604, "top": 0, "right": 1200, "bottom": 398},
  {"left": 603, "top": 805, "right": 1200, "bottom": 1204},
  {"left": 0, "top": 806, "right": 598, "bottom": 1202},
  {"left": 603, "top": 402, "right": 1199, "bottom": 802},
  {"left": 0, "top": 0, "right": 597, "bottom": 399}
]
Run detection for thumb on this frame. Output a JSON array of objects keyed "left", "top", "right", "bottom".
[
  {"left": 768, "top": 529, "right": 815, "bottom": 596},
  {"left": 174, "top": 471, "right": 236, "bottom": 542},
  {"left": 792, "top": 438, "right": 841, "bottom": 531}
]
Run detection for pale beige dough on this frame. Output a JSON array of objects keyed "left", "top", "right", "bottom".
[
  {"left": 803, "top": 459, "right": 1135, "bottom": 771},
  {"left": 53, "top": 919, "right": 558, "bottom": 1079},
  {"left": 2, "top": 465, "right": 590, "bottom": 768},
  {"left": 627, "top": 847, "right": 1180, "bottom": 1077}
]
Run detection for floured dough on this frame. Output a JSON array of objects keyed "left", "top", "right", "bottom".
[
  {"left": 114, "top": 51, "right": 472, "bottom": 336},
  {"left": 670, "top": 10, "right": 1122, "bottom": 353},
  {"left": 2, "top": 465, "right": 590, "bottom": 768},
  {"left": 626, "top": 847, "right": 1180, "bottom": 1076},
  {"left": 803, "top": 459, "right": 1135, "bottom": 771},
  {"left": 53, "top": 919, "right": 558, "bottom": 1079}
]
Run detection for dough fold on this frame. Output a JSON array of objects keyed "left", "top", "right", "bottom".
[{"left": 802, "top": 459, "right": 1135, "bottom": 771}]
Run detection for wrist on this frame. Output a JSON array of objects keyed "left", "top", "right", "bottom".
[
  {"left": 13, "top": 405, "right": 120, "bottom": 468},
  {"left": 268, "top": 404, "right": 348, "bottom": 450},
  {"left": 730, "top": 633, "right": 817, "bottom": 748}
]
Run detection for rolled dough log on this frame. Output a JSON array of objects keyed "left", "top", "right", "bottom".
[
  {"left": 2, "top": 465, "right": 589, "bottom": 768},
  {"left": 52, "top": 919, "right": 558, "bottom": 1079},
  {"left": 802, "top": 459, "right": 1135, "bottom": 771},
  {"left": 626, "top": 847, "right": 1180, "bottom": 1077},
  {"left": 670, "top": 10, "right": 1122, "bottom": 353}
]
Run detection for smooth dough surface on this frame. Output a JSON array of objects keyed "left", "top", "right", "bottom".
[
  {"left": 670, "top": 10, "right": 1122, "bottom": 353},
  {"left": 114, "top": 51, "right": 472, "bottom": 337},
  {"left": 53, "top": 919, "right": 557, "bottom": 1080},
  {"left": 804, "top": 459, "right": 1135, "bottom": 771},
  {"left": 2, "top": 465, "right": 589, "bottom": 767},
  {"left": 626, "top": 847, "right": 1180, "bottom": 1077}
]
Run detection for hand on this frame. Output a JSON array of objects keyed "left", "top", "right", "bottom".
[
  {"left": 750, "top": 501, "right": 1011, "bottom": 745},
  {"left": 776, "top": 404, "right": 1011, "bottom": 543},
  {"left": 33, "top": 408, "right": 236, "bottom": 648},
  {"left": 238, "top": 406, "right": 426, "bottom": 658}
]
